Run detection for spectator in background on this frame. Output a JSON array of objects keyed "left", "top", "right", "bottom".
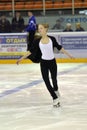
[
  {"left": 12, "top": 11, "right": 25, "bottom": 32},
  {"left": 24, "top": 11, "right": 37, "bottom": 50},
  {"left": 0, "top": 14, "right": 11, "bottom": 33},
  {"left": 63, "top": 23, "right": 73, "bottom": 32},
  {"left": 52, "top": 19, "right": 64, "bottom": 30},
  {"left": 75, "top": 23, "right": 85, "bottom": 31}
]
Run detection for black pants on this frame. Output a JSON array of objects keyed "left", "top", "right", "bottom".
[
  {"left": 27, "top": 30, "right": 36, "bottom": 50},
  {"left": 40, "top": 59, "right": 58, "bottom": 100}
]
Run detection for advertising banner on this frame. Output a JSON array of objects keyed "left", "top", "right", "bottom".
[
  {"left": 59, "top": 35, "right": 87, "bottom": 50},
  {"left": 0, "top": 32, "right": 87, "bottom": 59},
  {"left": 0, "top": 33, "right": 27, "bottom": 59},
  {"left": 48, "top": 32, "right": 87, "bottom": 58}
]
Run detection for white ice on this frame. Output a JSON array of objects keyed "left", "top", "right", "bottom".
[{"left": 0, "top": 63, "right": 87, "bottom": 130}]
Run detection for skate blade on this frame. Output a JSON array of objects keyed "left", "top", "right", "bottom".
[{"left": 53, "top": 102, "right": 60, "bottom": 108}]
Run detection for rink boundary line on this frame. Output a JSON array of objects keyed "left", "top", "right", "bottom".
[
  {"left": 0, "top": 63, "right": 86, "bottom": 99},
  {"left": 0, "top": 58, "right": 87, "bottom": 64}
]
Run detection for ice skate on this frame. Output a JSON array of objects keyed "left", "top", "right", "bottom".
[{"left": 53, "top": 98, "right": 60, "bottom": 108}]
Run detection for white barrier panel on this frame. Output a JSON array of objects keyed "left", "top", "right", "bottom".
[
  {"left": 0, "top": 33, "right": 27, "bottom": 59},
  {"left": 0, "top": 32, "right": 87, "bottom": 59},
  {"left": 48, "top": 31, "right": 87, "bottom": 58}
]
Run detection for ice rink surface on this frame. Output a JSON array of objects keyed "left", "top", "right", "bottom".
[{"left": 0, "top": 63, "right": 87, "bottom": 130}]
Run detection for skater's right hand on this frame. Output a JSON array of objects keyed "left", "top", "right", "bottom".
[
  {"left": 16, "top": 59, "right": 21, "bottom": 65},
  {"left": 16, "top": 51, "right": 31, "bottom": 65}
]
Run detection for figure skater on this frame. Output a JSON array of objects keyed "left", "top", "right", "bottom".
[{"left": 16, "top": 23, "right": 74, "bottom": 107}]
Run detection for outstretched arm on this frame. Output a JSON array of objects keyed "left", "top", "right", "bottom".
[
  {"left": 60, "top": 48, "right": 74, "bottom": 59},
  {"left": 16, "top": 51, "right": 31, "bottom": 65}
]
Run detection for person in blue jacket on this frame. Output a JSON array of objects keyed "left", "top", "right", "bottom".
[
  {"left": 24, "top": 11, "right": 37, "bottom": 50},
  {"left": 17, "top": 23, "right": 74, "bottom": 107}
]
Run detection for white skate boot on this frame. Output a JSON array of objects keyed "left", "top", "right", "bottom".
[
  {"left": 53, "top": 98, "right": 60, "bottom": 107},
  {"left": 54, "top": 90, "right": 60, "bottom": 98}
]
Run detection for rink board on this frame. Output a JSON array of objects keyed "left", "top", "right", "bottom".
[
  {"left": 0, "top": 32, "right": 87, "bottom": 63},
  {"left": 0, "top": 58, "right": 87, "bottom": 64}
]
